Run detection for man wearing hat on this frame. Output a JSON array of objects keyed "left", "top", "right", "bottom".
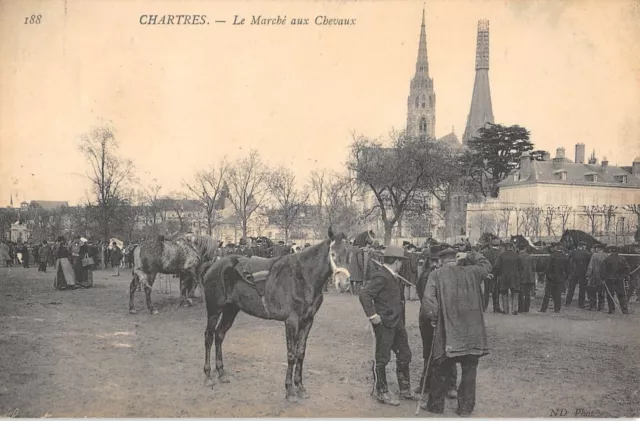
[
  {"left": 492, "top": 242, "right": 522, "bottom": 315},
  {"left": 585, "top": 243, "right": 607, "bottom": 311},
  {"left": 481, "top": 239, "right": 502, "bottom": 313},
  {"left": 565, "top": 241, "right": 591, "bottom": 308},
  {"left": 420, "top": 248, "right": 491, "bottom": 416},
  {"left": 359, "top": 245, "right": 418, "bottom": 406},
  {"left": 539, "top": 244, "right": 570, "bottom": 313},
  {"left": 602, "top": 246, "right": 630, "bottom": 314}
]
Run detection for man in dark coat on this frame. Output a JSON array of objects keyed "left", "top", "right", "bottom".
[
  {"left": 586, "top": 243, "right": 607, "bottom": 311},
  {"left": 602, "top": 246, "right": 630, "bottom": 314},
  {"left": 400, "top": 245, "right": 419, "bottom": 300},
  {"left": 421, "top": 248, "right": 491, "bottom": 416},
  {"left": 518, "top": 248, "right": 536, "bottom": 313},
  {"left": 565, "top": 241, "right": 591, "bottom": 308},
  {"left": 539, "top": 245, "right": 570, "bottom": 313},
  {"left": 38, "top": 241, "right": 50, "bottom": 272},
  {"left": 359, "top": 245, "right": 419, "bottom": 406},
  {"left": 481, "top": 239, "right": 501, "bottom": 313},
  {"left": 493, "top": 242, "right": 522, "bottom": 315}
]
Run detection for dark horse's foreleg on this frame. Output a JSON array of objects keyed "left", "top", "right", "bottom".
[
  {"left": 129, "top": 274, "right": 140, "bottom": 314},
  {"left": 284, "top": 317, "right": 300, "bottom": 403},
  {"left": 204, "top": 310, "right": 222, "bottom": 387},
  {"left": 145, "top": 273, "right": 158, "bottom": 314},
  {"left": 293, "top": 318, "right": 315, "bottom": 399},
  {"left": 215, "top": 303, "right": 240, "bottom": 383}
]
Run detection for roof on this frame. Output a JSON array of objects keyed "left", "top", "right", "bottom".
[
  {"left": 28, "top": 200, "right": 69, "bottom": 210},
  {"left": 437, "top": 132, "right": 461, "bottom": 149},
  {"left": 498, "top": 159, "right": 640, "bottom": 189}
]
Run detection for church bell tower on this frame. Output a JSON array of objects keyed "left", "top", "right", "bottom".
[{"left": 406, "top": 7, "right": 436, "bottom": 139}]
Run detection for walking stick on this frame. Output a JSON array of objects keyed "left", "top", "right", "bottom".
[
  {"left": 603, "top": 281, "right": 622, "bottom": 314},
  {"left": 415, "top": 321, "right": 436, "bottom": 416},
  {"left": 368, "top": 323, "right": 377, "bottom": 396}
]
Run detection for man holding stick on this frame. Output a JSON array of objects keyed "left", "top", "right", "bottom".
[
  {"left": 420, "top": 248, "right": 491, "bottom": 416},
  {"left": 359, "top": 245, "right": 419, "bottom": 406}
]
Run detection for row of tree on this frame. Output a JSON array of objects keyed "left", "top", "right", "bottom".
[{"left": 470, "top": 205, "right": 640, "bottom": 238}]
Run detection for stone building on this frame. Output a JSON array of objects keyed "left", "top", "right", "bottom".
[{"left": 466, "top": 146, "right": 640, "bottom": 243}]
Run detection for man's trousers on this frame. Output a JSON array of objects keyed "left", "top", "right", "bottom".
[
  {"left": 565, "top": 275, "right": 587, "bottom": 307},
  {"left": 604, "top": 279, "right": 629, "bottom": 314},
  {"left": 426, "top": 355, "right": 480, "bottom": 416},
  {"left": 540, "top": 281, "right": 563, "bottom": 312},
  {"left": 518, "top": 284, "right": 534, "bottom": 313},
  {"left": 482, "top": 277, "right": 500, "bottom": 312},
  {"left": 587, "top": 285, "right": 605, "bottom": 310}
]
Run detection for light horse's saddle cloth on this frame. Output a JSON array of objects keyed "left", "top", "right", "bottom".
[{"left": 235, "top": 256, "right": 278, "bottom": 296}]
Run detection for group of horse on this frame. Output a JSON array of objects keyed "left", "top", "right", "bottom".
[{"left": 126, "top": 228, "right": 360, "bottom": 402}]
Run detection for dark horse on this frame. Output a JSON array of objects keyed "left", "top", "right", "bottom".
[
  {"left": 129, "top": 234, "right": 219, "bottom": 314},
  {"left": 352, "top": 229, "right": 375, "bottom": 247},
  {"left": 559, "top": 229, "right": 604, "bottom": 251},
  {"left": 201, "top": 228, "right": 351, "bottom": 402}
]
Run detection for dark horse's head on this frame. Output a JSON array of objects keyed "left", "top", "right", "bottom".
[
  {"left": 352, "top": 230, "right": 375, "bottom": 248},
  {"left": 328, "top": 227, "right": 351, "bottom": 292}
]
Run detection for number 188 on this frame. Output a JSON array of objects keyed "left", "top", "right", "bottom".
[{"left": 24, "top": 14, "right": 42, "bottom": 24}]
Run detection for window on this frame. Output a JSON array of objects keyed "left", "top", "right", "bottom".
[
  {"left": 586, "top": 174, "right": 598, "bottom": 182},
  {"left": 415, "top": 96, "right": 419, "bottom": 108},
  {"left": 617, "top": 175, "right": 628, "bottom": 184},
  {"left": 514, "top": 173, "right": 520, "bottom": 182},
  {"left": 440, "top": 201, "right": 446, "bottom": 211},
  {"left": 421, "top": 95, "right": 426, "bottom": 109},
  {"left": 419, "top": 117, "right": 427, "bottom": 133},
  {"left": 561, "top": 172, "right": 567, "bottom": 181}
]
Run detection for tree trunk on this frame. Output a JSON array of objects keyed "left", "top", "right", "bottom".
[{"left": 383, "top": 221, "right": 394, "bottom": 246}]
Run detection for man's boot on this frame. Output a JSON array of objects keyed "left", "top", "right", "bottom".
[
  {"left": 397, "top": 363, "right": 419, "bottom": 400},
  {"left": 375, "top": 364, "right": 399, "bottom": 406},
  {"left": 501, "top": 294, "right": 509, "bottom": 314},
  {"left": 512, "top": 293, "right": 519, "bottom": 315}
]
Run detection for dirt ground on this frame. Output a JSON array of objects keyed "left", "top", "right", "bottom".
[{"left": 0, "top": 266, "right": 639, "bottom": 418}]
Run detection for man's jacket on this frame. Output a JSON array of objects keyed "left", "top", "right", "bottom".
[
  {"left": 359, "top": 265, "right": 404, "bottom": 328},
  {"left": 546, "top": 250, "right": 570, "bottom": 284},
  {"left": 603, "top": 254, "right": 630, "bottom": 281}
]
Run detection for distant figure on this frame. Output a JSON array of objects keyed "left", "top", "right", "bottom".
[
  {"left": 517, "top": 248, "right": 536, "bottom": 313},
  {"left": 111, "top": 242, "right": 123, "bottom": 276},
  {"left": 565, "top": 241, "right": 591, "bottom": 308},
  {"left": 539, "top": 245, "right": 570, "bottom": 313},
  {"left": 602, "top": 246, "right": 629, "bottom": 314},
  {"left": 38, "top": 241, "right": 50, "bottom": 272},
  {"left": 492, "top": 242, "right": 522, "bottom": 315}
]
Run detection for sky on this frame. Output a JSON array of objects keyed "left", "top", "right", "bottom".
[{"left": 1, "top": 0, "right": 639, "bottom": 206}]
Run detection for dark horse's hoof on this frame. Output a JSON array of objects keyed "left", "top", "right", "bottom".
[
  {"left": 204, "top": 377, "right": 215, "bottom": 388},
  {"left": 286, "top": 394, "right": 299, "bottom": 403},
  {"left": 150, "top": 309, "right": 159, "bottom": 315},
  {"left": 297, "top": 389, "right": 310, "bottom": 399},
  {"left": 218, "top": 373, "right": 231, "bottom": 384},
  {"left": 129, "top": 309, "right": 137, "bottom": 315}
]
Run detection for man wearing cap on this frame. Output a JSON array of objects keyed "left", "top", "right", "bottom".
[
  {"left": 565, "top": 241, "right": 591, "bottom": 308},
  {"left": 481, "top": 239, "right": 502, "bottom": 313},
  {"left": 359, "top": 245, "right": 418, "bottom": 406},
  {"left": 586, "top": 243, "right": 607, "bottom": 311},
  {"left": 539, "top": 244, "right": 570, "bottom": 313},
  {"left": 602, "top": 246, "right": 630, "bottom": 314},
  {"left": 420, "top": 248, "right": 491, "bottom": 416}
]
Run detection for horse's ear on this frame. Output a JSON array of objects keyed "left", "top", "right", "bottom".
[{"left": 328, "top": 226, "right": 335, "bottom": 241}]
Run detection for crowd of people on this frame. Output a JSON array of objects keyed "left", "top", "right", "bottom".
[{"left": 354, "top": 237, "right": 638, "bottom": 416}]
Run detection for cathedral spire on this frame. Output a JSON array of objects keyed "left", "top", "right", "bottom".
[
  {"left": 415, "top": 4, "right": 429, "bottom": 76},
  {"left": 462, "top": 19, "right": 494, "bottom": 145}
]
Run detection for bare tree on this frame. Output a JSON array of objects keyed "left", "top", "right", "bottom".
[
  {"left": 558, "top": 205, "right": 573, "bottom": 233},
  {"left": 226, "top": 150, "right": 271, "bottom": 238},
  {"left": 309, "top": 169, "right": 328, "bottom": 221},
  {"left": 602, "top": 205, "right": 618, "bottom": 235},
  {"left": 623, "top": 204, "right": 640, "bottom": 229},
  {"left": 183, "top": 159, "right": 228, "bottom": 236},
  {"left": 582, "top": 205, "right": 601, "bottom": 235},
  {"left": 78, "top": 124, "right": 136, "bottom": 242},
  {"left": 469, "top": 212, "right": 496, "bottom": 237},
  {"left": 498, "top": 207, "right": 513, "bottom": 237},
  {"left": 543, "top": 206, "right": 557, "bottom": 237},
  {"left": 268, "top": 167, "right": 309, "bottom": 243},
  {"left": 348, "top": 130, "right": 461, "bottom": 245},
  {"left": 140, "top": 179, "right": 163, "bottom": 236},
  {"left": 324, "top": 174, "right": 362, "bottom": 236}
]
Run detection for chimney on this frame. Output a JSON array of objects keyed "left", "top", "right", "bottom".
[
  {"left": 553, "top": 147, "right": 565, "bottom": 169},
  {"left": 633, "top": 157, "right": 640, "bottom": 178},
  {"left": 542, "top": 151, "right": 551, "bottom": 161},
  {"left": 588, "top": 150, "right": 597, "bottom": 165},
  {"left": 601, "top": 156, "right": 608, "bottom": 172},
  {"left": 575, "top": 143, "right": 585, "bottom": 164},
  {"left": 520, "top": 151, "right": 531, "bottom": 176}
]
